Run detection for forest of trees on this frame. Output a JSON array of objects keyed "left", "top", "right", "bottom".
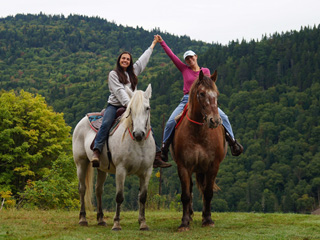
[{"left": 0, "top": 13, "right": 319, "bottom": 213}]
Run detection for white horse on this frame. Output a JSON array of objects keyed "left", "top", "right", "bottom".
[{"left": 72, "top": 84, "right": 155, "bottom": 230}]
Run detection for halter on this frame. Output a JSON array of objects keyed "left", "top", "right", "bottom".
[
  {"left": 187, "top": 91, "right": 208, "bottom": 126},
  {"left": 127, "top": 127, "right": 152, "bottom": 141},
  {"left": 125, "top": 107, "right": 152, "bottom": 141},
  {"left": 177, "top": 102, "right": 204, "bottom": 126},
  {"left": 186, "top": 113, "right": 204, "bottom": 126},
  {"left": 186, "top": 85, "right": 216, "bottom": 126}
]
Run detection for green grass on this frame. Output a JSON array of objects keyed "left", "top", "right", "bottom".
[{"left": 0, "top": 209, "right": 319, "bottom": 240}]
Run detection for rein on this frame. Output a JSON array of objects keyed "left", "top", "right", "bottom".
[
  {"left": 185, "top": 103, "right": 205, "bottom": 126},
  {"left": 186, "top": 113, "right": 204, "bottom": 126}
]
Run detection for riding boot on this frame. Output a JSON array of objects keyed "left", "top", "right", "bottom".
[
  {"left": 160, "top": 141, "right": 170, "bottom": 162},
  {"left": 92, "top": 149, "right": 100, "bottom": 167},
  {"left": 225, "top": 131, "right": 243, "bottom": 156},
  {"left": 160, "top": 130, "right": 175, "bottom": 162},
  {"left": 153, "top": 151, "right": 172, "bottom": 168}
]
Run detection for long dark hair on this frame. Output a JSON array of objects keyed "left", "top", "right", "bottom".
[{"left": 115, "top": 51, "right": 138, "bottom": 91}]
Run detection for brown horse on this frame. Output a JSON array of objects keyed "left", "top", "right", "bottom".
[{"left": 172, "top": 70, "right": 227, "bottom": 231}]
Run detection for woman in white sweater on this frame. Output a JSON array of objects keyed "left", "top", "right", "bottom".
[{"left": 92, "top": 36, "right": 171, "bottom": 168}]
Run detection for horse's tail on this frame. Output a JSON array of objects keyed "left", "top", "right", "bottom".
[
  {"left": 213, "top": 182, "right": 221, "bottom": 192},
  {"left": 85, "top": 163, "right": 94, "bottom": 211},
  {"left": 195, "top": 173, "right": 221, "bottom": 196}
]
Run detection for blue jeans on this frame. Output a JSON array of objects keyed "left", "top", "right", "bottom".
[
  {"left": 94, "top": 104, "right": 121, "bottom": 152},
  {"left": 162, "top": 95, "right": 235, "bottom": 143}
]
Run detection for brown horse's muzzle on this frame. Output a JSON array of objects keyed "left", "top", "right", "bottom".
[{"left": 208, "top": 116, "right": 222, "bottom": 129}]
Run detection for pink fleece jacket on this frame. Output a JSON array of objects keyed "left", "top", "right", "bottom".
[{"left": 160, "top": 41, "right": 210, "bottom": 95}]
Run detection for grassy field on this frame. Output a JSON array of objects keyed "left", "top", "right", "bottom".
[{"left": 0, "top": 209, "right": 319, "bottom": 240}]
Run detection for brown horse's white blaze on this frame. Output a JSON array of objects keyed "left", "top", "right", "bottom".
[
  {"left": 172, "top": 70, "right": 227, "bottom": 231},
  {"left": 197, "top": 87, "right": 222, "bottom": 129}
]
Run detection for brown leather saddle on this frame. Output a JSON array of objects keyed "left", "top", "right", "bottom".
[{"left": 88, "top": 107, "right": 126, "bottom": 150}]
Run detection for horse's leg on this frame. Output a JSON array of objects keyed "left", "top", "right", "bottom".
[
  {"left": 77, "top": 159, "right": 89, "bottom": 226},
  {"left": 189, "top": 176, "right": 194, "bottom": 221},
  {"left": 201, "top": 173, "right": 215, "bottom": 227},
  {"left": 138, "top": 169, "right": 152, "bottom": 231},
  {"left": 177, "top": 166, "right": 192, "bottom": 231},
  {"left": 96, "top": 169, "right": 107, "bottom": 226},
  {"left": 112, "top": 168, "right": 126, "bottom": 231}
]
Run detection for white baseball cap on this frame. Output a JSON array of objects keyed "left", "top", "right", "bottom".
[{"left": 183, "top": 50, "right": 196, "bottom": 60}]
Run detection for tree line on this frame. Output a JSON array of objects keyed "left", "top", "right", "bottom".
[{"left": 0, "top": 14, "right": 319, "bottom": 213}]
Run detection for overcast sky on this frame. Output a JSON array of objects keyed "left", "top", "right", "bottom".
[{"left": 1, "top": 0, "right": 320, "bottom": 45}]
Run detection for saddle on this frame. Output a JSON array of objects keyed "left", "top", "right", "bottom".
[
  {"left": 88, "top": 107, "right": 126, "bottom": 150},
  {"left": 87, "top": 107, "right": 126, "bottom": 133}
]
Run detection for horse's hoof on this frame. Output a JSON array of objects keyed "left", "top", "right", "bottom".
[
  {"left": 178, "top": 226, "right": 190, "bottom": 232},
  {"left": 202, "top": 223, "right": 215, "bottom": 228},
  {"left": 98, "top": 221, "right": 107, "bottom": 227},
  {"left": 112, "top": 222, "right": 122, "bottom": 231},
  {"left": 79, "top": 221, "right": 88, "bottom": 226},
  {"left": 140, "top": 224, "right": 149, "bottom": 231},
  {"left": 139, "top": 221, "right": 149, "bottom": 231},
  {"left": 202, "top": 221, "right": 215, "bottom": 227},
  {"left": 178, "top": 224, "right": 190, "bottom": 232},
  {"left": 112, "top": 227, "right": 122, "bottom": 231}
]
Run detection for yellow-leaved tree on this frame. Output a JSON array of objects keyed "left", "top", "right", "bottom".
[{"left": 0, "top": 90, "right": 78, "bottom": 209}]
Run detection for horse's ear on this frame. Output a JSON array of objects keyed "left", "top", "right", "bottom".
[
  {"left": 199, "top": 70, "right": 204, "bottom": 81},
  {"left": 144, "top": 84, "right": 152, "bottom": 99},
  {"left": 211, "top": 70, "right": 218, "bottom": 83},
  {"left": 125, "top": 86, "right": 134, "bottom": 99}
]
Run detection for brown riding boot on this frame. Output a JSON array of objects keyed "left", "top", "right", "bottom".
[
  {"left": 92, "top": 149, "right": 100, "bottom": 167},
  {"left": 153, "top": 151, "right": 172, "bottom": 168},
  {"left": 160, "top": 130, "right": 175, "bottom": 162},
  {"left": 225, "top": 132, "right": 243, "bottom": 156},
  {"left": 160, "top": 138, "right": 172, "bottom": 162}
]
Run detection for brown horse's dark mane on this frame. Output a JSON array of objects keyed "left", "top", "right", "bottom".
[{"left": 189, "top": 74, "right": 219, "bottom": 108}]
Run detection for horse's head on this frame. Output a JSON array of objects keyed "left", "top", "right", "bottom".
[
  {"left": 190, "top": 70, "right": 222, "bottom": 129},
  {"left": 122, "top": 84, "right": 152, "bottom": 142}
]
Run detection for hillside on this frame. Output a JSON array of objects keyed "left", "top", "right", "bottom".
[
  {"left": 0, "top": 13, "right": 210, "bottom": 128},
  {"left": 0, "top": 14, "right": 319, "bottom": 213}
]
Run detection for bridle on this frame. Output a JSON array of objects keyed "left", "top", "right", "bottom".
[
  {"left": 125, "top": 107, "right": 152, "bottom": 141},
  {"left": 186, "top": 87, "right": 217, "bottom": 126},
  {"left": 185, "top": 91, "right": 207, "bottom": 126},
  {"left": 186, "top": 112, "right": 204, "bottom": 126}
]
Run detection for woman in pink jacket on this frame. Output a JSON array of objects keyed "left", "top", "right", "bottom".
[{"left": 156, "top": 35, "right": 243, "bottom": 162}]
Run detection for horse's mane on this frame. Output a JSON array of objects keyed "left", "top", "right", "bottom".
[{"left": 188, "top": 74, "right": 219, "bottom": 108}]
